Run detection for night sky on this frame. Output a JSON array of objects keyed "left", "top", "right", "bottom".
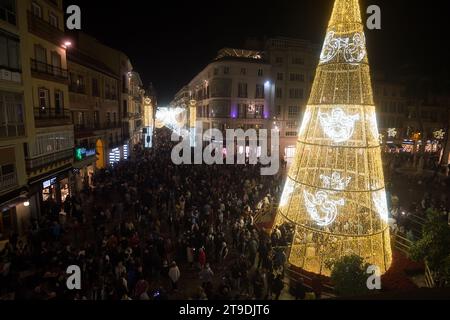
[{"left": 63, "top": 0, "right": 450, "bottom": 105}]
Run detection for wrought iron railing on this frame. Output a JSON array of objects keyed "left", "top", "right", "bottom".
[
  {"left": 31, "top": 59, "right": 68, "bottom": 80},
  {"left": 0, "top": 172, "right": 17, "bottom": 191},
  {"left": 34, "top": 107, "right": 71, "bottom": 120}
]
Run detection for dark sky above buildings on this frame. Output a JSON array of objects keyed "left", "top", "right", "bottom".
[{"left": 64, "top": 0, "right": 450, "bottom": 105}]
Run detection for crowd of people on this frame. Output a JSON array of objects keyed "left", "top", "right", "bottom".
[
  {"left": 383, "top": 152, "right": 450, "bottom": 240},
  {"left": 0, "top": 128, "right": 316, "bottom": 300}
]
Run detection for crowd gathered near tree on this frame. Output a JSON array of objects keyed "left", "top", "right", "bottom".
[{"left": 0, "top": 129, "right": 312, "bottom": 300}]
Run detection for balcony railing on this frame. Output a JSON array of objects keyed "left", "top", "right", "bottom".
[
  {"left": 34, "top": 107, "right": 72, "bottom": 127},
  {"left": 74, "top": 123, "right": 121, "bottom": 132},
  {"left": 26, "top": 149, "right": 73, "bottom": 172},
  {"left": 27, "top": 11, "right": 64, "bottom": 46},
  {"left": 31, "top": 59, "right": 68, "bottom": 83},
  {"left": 34, "top": 107, "right": 70, "bottom": 119},
  {"left": 0, "top": 172, "right": 17, "bottom": 191},
  {"left": 0, "top": 5, "right": 16, "bottom": 25}
]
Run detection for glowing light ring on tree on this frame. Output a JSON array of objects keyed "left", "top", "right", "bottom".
[
  {"left": 318, "top": 108, "right": 360, "bottom": 143},
  {"left": 280, "top": 178, "right": 296, "bottom": 207},
  {"left": 298, "top": 110, "right": 311, "bottom": 136},
  {"left": 373, "top": 190, "right": 389, "bottom": 222},
  {"left": 366, "top": 111, "right": 379, "bottom": 141},
  {"left": 319, "top": 31, "right": 366, "bottom": 64}
]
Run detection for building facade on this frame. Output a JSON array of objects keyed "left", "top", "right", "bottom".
[
  {"left": 264, "top": 37, "right": 318, "bottom": 161},
  {"left": 1, "top": 0, "right": 73, "bottom": 239},
  {"left": 67, "top": 43, "right": 124, "bottom": 190},
  {"left": 173, "top": 48, "right": 273, "bottom": 157},
  {"left": 0, "top": 1, "right": 146, "bottom": 240}
]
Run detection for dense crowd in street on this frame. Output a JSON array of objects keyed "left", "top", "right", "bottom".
[
  {"left": 0, "top": 129, "right": 315, "bottom": 300},
  {"left": 383, "top": 153, "right": 450, "bottom": 240},
  {"left": 3, "top": 129, "right": 449, "bottom": 300}
]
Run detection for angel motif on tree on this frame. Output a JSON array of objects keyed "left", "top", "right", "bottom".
[{"left": 319, "top": 108, "right": 360, "bottom": 143}]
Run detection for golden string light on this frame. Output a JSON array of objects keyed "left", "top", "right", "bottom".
[{"left": 273, "top": 0, "right": 393, "bottom": 276}]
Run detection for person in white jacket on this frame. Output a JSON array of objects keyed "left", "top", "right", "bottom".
[{"left": 168, "top": 261, "right": 181, "bottom": 291}]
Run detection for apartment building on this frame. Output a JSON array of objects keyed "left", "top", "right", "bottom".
[
  {"left": 173, "top": 48, "right": 273, "bottom": 157},
  {"left": 67, "top": 45, "right": 123, "bottom": 191},
  {"left": 1, "top": 0, "right": 73, "bottom": 239},
  {"left": 264, "top": 37, "right": 318, "bottom": 161},
  {"left": 372, "top": 74, "right": 408, "bottom": 141}
]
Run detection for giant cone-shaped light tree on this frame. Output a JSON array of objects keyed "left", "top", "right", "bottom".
[{"left": 274, "top": 0, "right": 392, "bottom": 276}]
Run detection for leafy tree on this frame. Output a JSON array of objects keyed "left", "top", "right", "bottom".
[
  {"left": 409, "top": 209, "right": 450, "bottom": 287},
  {"left": 326, "top": 254, "right": 370, "bottom": 296}
]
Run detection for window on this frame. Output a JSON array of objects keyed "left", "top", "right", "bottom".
[
  {"left": 31, "top": 2, "right": 42, "bottom": 18},
  {"left": 238, "top": 104, "right": 247, "bottom": 118},
  {"left": 77, "top": 75, "right": 85, "bottom": 93},
  {"left": 240, "top": 68, "right": 246, "bottom": 75},
  {"left": 49, "top": 13, "right": 58, "bottom": 28},
  {"left": 255, "top": 84, "right": 264, "bottom": 99},
  {"left": 292, "top": 56, "right": 304, "bottom": 65},
  {"left": 0, "top": 0, "right": 17, "bottom": 25},
  {"left": 0, "top": 91, "right": 25, "bottom": 138},
  {"left": 106, "top": 112, "right": 111, "bottom": 125},
  {"left": 213, "top": 68, "right": 219, "bottom": 76},
  {"left": 288, "top": 106, "right": 299, "bottom": 118},
  {"left": 105, "top": 82, "right": 111, "bottom": 99},
  {"left": 287, "top": 121, "right": 298, "bottom": 129},
  {"left": 289, "top": 88, "right": 304, "bottom": 99},
  {"left": 223, "top": 67, "right": 230, "bottom": 75},
  {"left": 286, "top": 132, "right": 297, "bottom": 137},
  {"left": 94, "top": 111, "right": 99, "bottom": 126},
  {"left": 51, "top": 52, "right": 61, "bottom": 76},
  {"left": 38, "top": 88, "right": 50, "bottom": 111},
  {"left": 277, "top": 73, "right": 284, "bottom": 81},
  {"left": 276, "top": 87, "right": 282, "bottom": 99},
  {"left": 111, "top": 82, "right": 117, "bottom": 100},
  {"left": 0, "top": 33, "right": 20, "bottom": 71},
  {"left": 275, "top": 57, "right": 283, "bottom": 64},
  {"left": 54, "top": 90, "right": 63, "bottom": 114},
  {"left": 389, "top": 102, "right": 396, "bottom": 113},
  {"left": 255, "top": 104, "right": 264, "bottom": 119},
  {"left": 238, "top": 83, "right": 248, "bottom": 98},
  {"left": 92, "top": 78, "right": 99, "bottom": 97},
  {"left": 290, "top": 73, "right": 305, "bottom": 82},
  {"left": 276, "top": 105, "right": 282, "bottom": 117},
  {"left": 113, "top": 112, "right": 117, "bottom": 126},
  {"left": 123, "top": 100, "right": 128, "bottom": 116},
  {"left": 76, "top": 112, "right": 84, "bottom": 126},
  {"left": 34, "top": 45, "right": 47, "bottom": 71},
  {"left": 257, "top": 69, "right": 264, "bottom": 77}
]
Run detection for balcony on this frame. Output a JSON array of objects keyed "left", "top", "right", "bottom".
[
  {"left": 0, "top": 172, "right": 17, "bottom": 192},
  {"left": 27, "top": 11, "right": 64, "bottom": 46},
  {"left": 69, "top": 84, "right": 86, "bottom": 94},
  {"left": 34, "top": 107, "right": 72, "bottom": 127},
  {"left": 26, "top": 149, "right": 73, "bottom": 172},
  {"left": 0, "top": 5, "right": 16, "bottom": 25},
  {"left": 31, "top": 59, "right": 68, "bottom": 84}
]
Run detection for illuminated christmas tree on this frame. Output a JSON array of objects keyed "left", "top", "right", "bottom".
[{"left": 274, "top": 0, "right": 392, "bottom": 276}]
